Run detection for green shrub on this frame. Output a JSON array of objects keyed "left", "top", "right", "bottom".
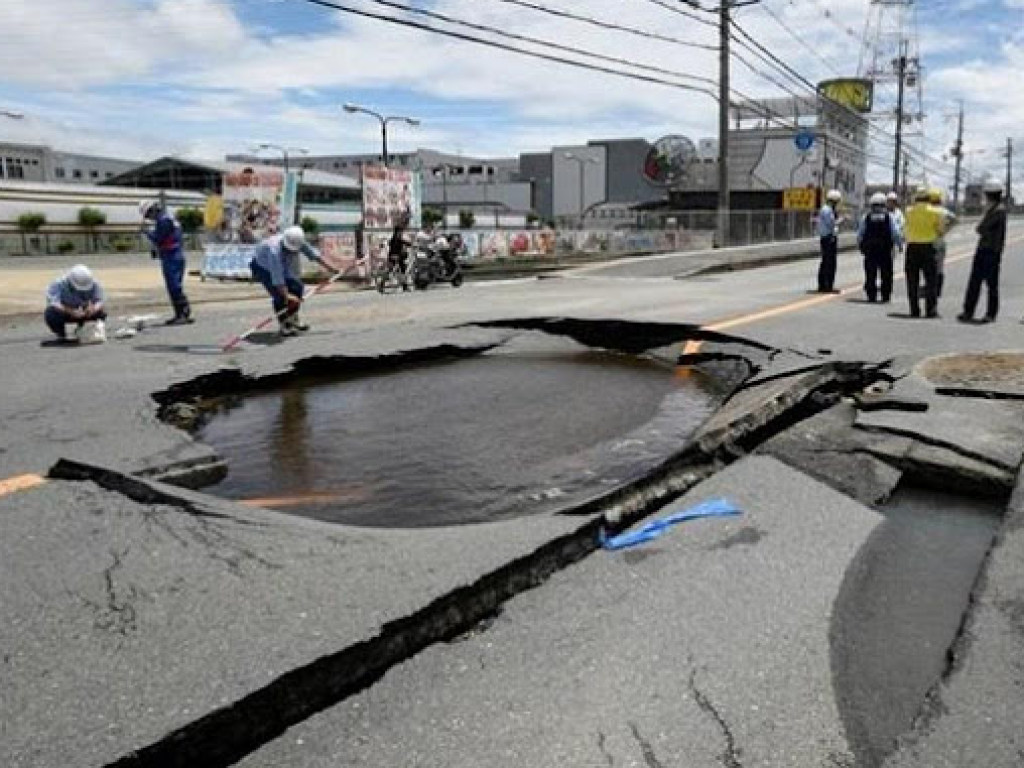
[
  {"left": 77, "top": 207, "right": 106, "bottom": 229},
  {"left": 300, "top": 216, "right": 320, "bottom": 237},
  {"left": 56, "top": 240, "right": 75, "bottom": 254},
  {"left": 176, "top": 207, "right": 204, "bottom": 234},
  {"left": 17, "top": 212, "right": 46, "bottom": 233},
  {"left": 112, "top": 237, "right": 135, "bottom": 253},
  {"left": 422, "top": 208, "right": 444, "bottom": 229},
  {"left": 458, "top": 209, "right": 476, "bottom": 229}
]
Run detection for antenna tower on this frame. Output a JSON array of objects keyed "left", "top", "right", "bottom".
[{"left": 858, "top": 0, "right": 927, "bottom": 191}]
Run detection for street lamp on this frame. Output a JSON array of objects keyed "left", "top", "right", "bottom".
[
  {"left": 565, "top": 152, "right": 598, "bottom": 230},
  {"left": 343, "top": 103, "right": 420, "bottom": 167},
  {"left": 432, "top": 164, "right": 455, "bottom": 224},
  {"left": 252, "top": 143, "right": 308, "bottom": 175}
]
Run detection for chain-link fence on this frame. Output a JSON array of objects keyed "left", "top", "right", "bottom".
[
  {"left": 555, "top": 208, "right": 847, "bottom": 249},
  {"left": 0, "top": 229, "right": 204, "bottom": 257}
]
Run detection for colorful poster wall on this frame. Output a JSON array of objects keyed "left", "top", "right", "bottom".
[
  {"left": 220, "top": 168, "right": 285, "bottom": 244},
  {"left": 361, "top": 166, "right": 422, "bottom": 230}
]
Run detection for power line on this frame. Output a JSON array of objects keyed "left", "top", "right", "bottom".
[
  {"left": 639, "top": 0, "right": 718, "bottom": 28},
  {"left": 287, "top": 0, "right": 718, "bottom": 98},
  {"left": 484, "top": 0, "right": 717, "bottom": 52},
  {"left": 360, "top": 0, "right": 719, "bottom": 86},
  {"left": 728, "top": 17, "right": 952, "bottom": 175},
  {"left": 755, "top": 3, "right": 843, "bottom": 77}
]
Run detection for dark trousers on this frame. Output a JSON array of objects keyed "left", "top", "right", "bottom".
[
  {"left": 817, "top": 235, "right": 838, "bottom": 291},
  {"left": 905, "top": 244, "right": 938, "bottom": 317},
  {"left": 160, "top": 257, "right": 190, "bottom": 316},
  {"left": 962, "top": 248, "right": 1001, "bottom": 320},
  {"left": 862, "top": 249, "right": 893, "bottom": 302},
  {"left": 44, "top": 305, "right": 107, "bottom": 337},
  {"left": 251, "top": 262, "right": 304, "bottom": 317}
]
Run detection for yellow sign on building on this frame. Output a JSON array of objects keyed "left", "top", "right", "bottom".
[
  {"left": 818, "top": 78, "right": 874, "bottom": 113},
  {"left": 783, "top": 188, "right": 818, "bottom": 211}
]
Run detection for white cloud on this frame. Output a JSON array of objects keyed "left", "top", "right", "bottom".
[{"left": 0, "top": 0, "right": 1019, "bottom": 197}]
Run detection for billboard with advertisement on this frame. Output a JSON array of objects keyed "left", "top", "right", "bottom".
[
  {"left": 318, "top": 232, "right": 364, "bottom": 277},
  {"left": 818, "top": 78, "right": 873, "bottom": 113},
  {"left": 361, "top": 165, "right": 422, "bottom": 230},
  {"left": 218, "top": 168, "right": 300, "bottom": 244}
]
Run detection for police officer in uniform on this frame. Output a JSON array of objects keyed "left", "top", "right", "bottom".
[{"left": 857, "top": 192, "right": 902, "bottom": 303}]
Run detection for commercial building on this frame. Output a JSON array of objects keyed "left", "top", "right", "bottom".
[
  {"left": 669, "top": 95, "right": 870, "bottom": 211},
  {"left": 0, "top": 141, "right": 141, "bottom": 184}
]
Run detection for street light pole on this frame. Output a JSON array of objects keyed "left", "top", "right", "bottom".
[
  {"left": 343, "top": 103, "right": 420, "bottom": 168},
  {"left": 564, "top": 153, "right": 595, "bottom": 230},
  {"left": 717, "top": 0, "right": 731, "bottom": 249}
]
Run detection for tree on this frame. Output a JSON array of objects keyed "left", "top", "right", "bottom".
[
  {"left": 176, "top": 207, "right": 204, "bottom": 234},
  {"left": 458, "top": 209, "right": 476, "bottom": 229},
  {"left": 16, "top": 212, "right": 46, "bottom": 254},
  {"left": 77, "top": 207, "right": 106, "bottom": 252},
  {"left": 300, "top": 216, "right": 320, "bottom": 239},
  {"left": 421, "top": 207, "right": 444, "bottom": 229},
  {"left": 176, "top": 207, "right": 205, "bottom": 249}
]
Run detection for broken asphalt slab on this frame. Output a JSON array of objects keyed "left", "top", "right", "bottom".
[
  {"left": 852, "top": 361, "right": 1024, "bottom": 494},
  {"left": 236, "top": 455, "right": 993, "bottom": 768},
  {"left": 0, "top": 477, "right": 584, "bottom": 768},
  {"left": 883, "top": 471, "right": 1024, "bottom": 768}
]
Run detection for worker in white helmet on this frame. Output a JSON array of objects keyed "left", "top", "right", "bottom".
[
  {"left": 857, "top": 192, "right": 902, "bottom": 303},
  {"left": 248, "top": 225, "right": 335, "bottom": 336},
  {"left": 140, "top": 199, "right": 193, "bottom": 325},
  {"left": 44, "top": 264, "right": 107, "bottom": 343},
  {"left": 958, "top": 179, "right": 1008, "bottom": 323},
  {"left": 815, "top": 189, "right": 843, "bottom": 292}
]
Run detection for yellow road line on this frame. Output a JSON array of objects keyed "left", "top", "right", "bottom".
[
  {"left": 0, "top": 474, "right": 47, "bottom": 497},
  {"left": 681, "top": 235, "right": 1024, "bottom": 357}
]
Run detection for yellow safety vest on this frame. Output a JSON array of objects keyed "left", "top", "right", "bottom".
[{"left": 904, "top": 203, "right": 945, "bottom": 245}]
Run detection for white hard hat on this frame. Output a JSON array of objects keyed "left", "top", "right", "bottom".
[
  {"left": 281, "top": 225, "right": 306, "bottom": 252},
  {"left": 983, "top": 179, "right": 1005, "bottom": 195},
  {"left": 433, "top": 236, "right": 450, "bottom": 249},
  {"left": 886, "top": 191, "right": 899, "bottom": 201},
  {"left": 67, "top": 264, "right": 94, "bottom": 291},
  {"left": 870, "top": 192, "right": 887, "bottom": 206},
  {"left": 826, "top": 189, "right": 842, "bottom": 202},
  {"left": 139, "top": 200, "right": 160, "bottom": 218}
]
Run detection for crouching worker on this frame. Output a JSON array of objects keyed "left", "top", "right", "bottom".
[
  {"left": 45, "top": 265, "right": 107, "bottom": 343},
  {"left": 249, "top": 226, "right": 333, "bottom": 337}
]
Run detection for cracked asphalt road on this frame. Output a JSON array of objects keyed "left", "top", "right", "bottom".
[{"left": 3, "top": 223, "right": 1024, "bottom": 767}]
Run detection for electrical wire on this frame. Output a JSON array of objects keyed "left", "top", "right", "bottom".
[
  {"left": 360, "top": 0, "right": 718, "bottom": 86},
  {"left": 484, "top": 0, "right": 717, "bottom": 52},
  {"left": 288, "top": 0, "right": 719, "bottom": 98}
]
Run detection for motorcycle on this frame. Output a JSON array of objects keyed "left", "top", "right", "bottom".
[{"left": 410, "top": 232, "right": 465, "bottom": 290}]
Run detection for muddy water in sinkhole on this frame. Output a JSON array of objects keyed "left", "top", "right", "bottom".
[{"left": 196, "top": 349, "right": 720, "bottom": 527}]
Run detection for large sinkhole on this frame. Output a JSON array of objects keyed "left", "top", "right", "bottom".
[{"left": 193, "top": 340, "right": 722, "bottom": 527}]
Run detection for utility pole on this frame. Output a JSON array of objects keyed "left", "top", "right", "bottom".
[
  {"left": 902, "top": 154, "right": 910, "bottom": 200},
  {"left": 893, "top": 40, "right": 907, "bottom": 194},
  {"left": 717, "top": 0, "right": 731, "bottom": 248},
  {"left": 1006, "top": 137, "right": 1014, "bottom": 207},
  {"left": 951, "top": 101, "right": 964, "bottom": 213}
]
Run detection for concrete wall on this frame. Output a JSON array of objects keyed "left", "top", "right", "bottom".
[
  {"left": 519, "top": 153, "right": 553, "bottom": 221},
  {"left": 591, "top": 139, "right": 666, "bottom": 207},
  {"left": 552, "top": 145, "right": 606, "bottom": 219}
]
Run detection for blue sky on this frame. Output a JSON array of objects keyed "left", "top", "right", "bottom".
[{"left": 0, "top": 0, "right": 1021, "bottom": 191}]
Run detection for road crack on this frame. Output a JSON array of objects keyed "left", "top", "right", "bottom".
[
  {"left": 628, "top": 722, "right": 666, "bottom": 768},
  {"left": 689, "top": 669, "right": 743, "bottom": 768}
]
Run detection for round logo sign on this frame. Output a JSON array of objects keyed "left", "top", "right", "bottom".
[
  {"left": 643, "top": 135, "right": 697, "bottom": 186},
  {"left": 794, "top": 130, "right": 816, "bottom": 152}
]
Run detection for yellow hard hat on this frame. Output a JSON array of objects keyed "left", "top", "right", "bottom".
[
  {"left": 913, "top": 187, "right": 931, "bottom": 202},
  {"left": 928, "top": 188, "right": 943, "bottom": 204}
]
